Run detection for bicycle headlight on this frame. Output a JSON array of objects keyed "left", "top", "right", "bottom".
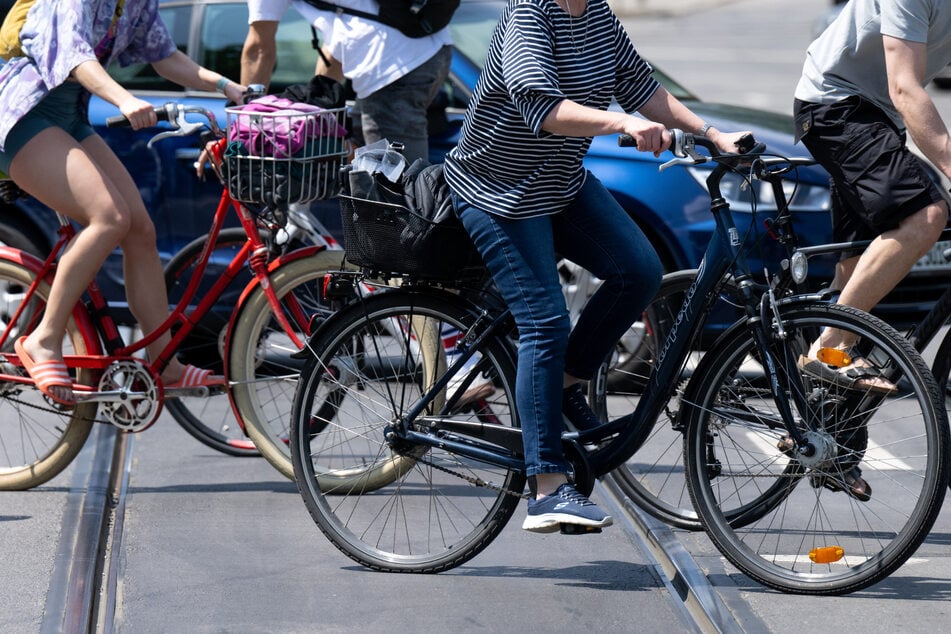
[{"left": 790, "top": 250, "right": 809, "bottom": 284}]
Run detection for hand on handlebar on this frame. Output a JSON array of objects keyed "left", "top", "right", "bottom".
[
  {"left": 195, "top": 138, "right": 226, "bottom": 181},
  {"left": 117, "top": 96, "right": 159, "bottom": 130},
  {"left": 620, "top": 118, "right": 671, "bottom": 157},
  {"left": 704, "top": 128, "right": 754, "bottom": 157}
]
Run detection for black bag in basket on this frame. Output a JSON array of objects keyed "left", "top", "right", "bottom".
[{"left": 339, "top": 160, "right": 482, "bottom": 278}]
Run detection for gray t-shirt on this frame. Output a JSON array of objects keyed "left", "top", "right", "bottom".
[{"left": 795, "top": 0, "right": 951, "bottom": 129}]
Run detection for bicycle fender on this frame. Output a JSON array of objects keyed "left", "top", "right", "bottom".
[
  {"left": 0, "top": 247, "right": 102, "bottom": 353},
  {"left": 231, "top": 244, "right": 330, "bottom": 312}
]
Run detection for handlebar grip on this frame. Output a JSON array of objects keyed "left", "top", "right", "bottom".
[
  {"left": 105, "top": 104, "right": 174, "bottom": 128},
  {"left": 735, "top": 133, "right": 757, "bottom": 154},
  {"left": 618, "top": 130, "right": 683, "bottom": 153},
  {"left": 105, "top": 114, "right": 130, "bottom": 128},
  {"left": 617, "top": 134, "right": 637, "bottom": 148}
]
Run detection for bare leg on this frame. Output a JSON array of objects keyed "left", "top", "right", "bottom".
[
  {"left": 535, "top": 472, "right": 568, "bottom": 498},
  {"left": 9, "top": 130, "right": 189, "bottom": 393},
  {"left": 815, "top": 201, "right": 948, "bottom": 351},
  {"left": 79, "top": 136, "right": 189, "bottom": 381}
]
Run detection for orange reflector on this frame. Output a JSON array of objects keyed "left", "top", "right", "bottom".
[
  {"left": 816, "top": 347, "right": 852, "bottom": 368},
  {"left": 809, "top": 545, "right": 844, "bottom": 564}
]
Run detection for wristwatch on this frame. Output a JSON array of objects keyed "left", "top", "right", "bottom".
[{"left": 698, "top": 122, "right": 713, "bottom": 137}]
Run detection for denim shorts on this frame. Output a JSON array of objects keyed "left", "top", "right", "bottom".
[
  {"left": 794, "top": 96, "right": 945, "bottom": 243},
  {"left": 0, "top": 82, "right": 96, "bottom": 174}
]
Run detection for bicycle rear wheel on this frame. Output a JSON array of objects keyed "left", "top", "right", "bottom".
[
  {"left": 0, "top": 258, "right": 98, "bottom": 490},
  {"left": 683, "top": 302, "right": 948, "bottom": 594},
  {"left": 927, "top": 329, "right": 951, "bottom": 492},
  {"left": 290, "top": 289, "right": 524, "bottom": 573},
  {"left": 228, "top": 250, "right": 345, "bottom": 478}
]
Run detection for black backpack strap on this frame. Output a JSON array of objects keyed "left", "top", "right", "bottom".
[{"left": 309, "top": 24, "right": 335, "bottom": 69}]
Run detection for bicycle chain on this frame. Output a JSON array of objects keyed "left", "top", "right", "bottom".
[
  {"left": 2, "top": 393, "right": 114, "bottom": 425},
  {"left": 410, "top": 451, "right": 531, "bottom": 500}
]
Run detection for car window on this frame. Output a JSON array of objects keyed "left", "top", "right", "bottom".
[
  {"left": 198, "top": 4, "right": 315, "bottom": 94},
  {"left": 449, "top": 2, "right": 499, "bottom": 69},
  {"left": 108, "top": 4, "right": 191, "bottom": 92},
  {"left": 199, "top": 4, "right": 249, "bottom": 87},
  {"left": 108, "top": 2, "right": 316, "bottom": 95}
]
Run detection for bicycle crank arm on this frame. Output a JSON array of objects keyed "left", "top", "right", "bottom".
[
  {"left": 73, "top": 389, "right": 153, "bottom": 404},
  {"left": 164, "top": 385, "right": 227, "bottom": 398}
]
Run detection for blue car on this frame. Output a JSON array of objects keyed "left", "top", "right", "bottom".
[{"left": 0, "top": 0, "right": 945, "bottom": 329}]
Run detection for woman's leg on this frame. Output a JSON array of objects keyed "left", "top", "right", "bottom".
[
  {"left": 554, "top": 173, "right": 663, "bottom": 382},
  {"left": 10, "top": 130, "right": 188, "bottom": 388},
  {"left": 9, "top": 128, "right": 135, "bottom": 402},
  {"left": 455, "top": 200, "right": 571, "bottom": 492},
  {"left": 79, "top": 135, "right": 187, "bottom": 380}
]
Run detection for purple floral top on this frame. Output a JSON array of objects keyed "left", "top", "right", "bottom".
[{"left": 0, "top": 0, "right": 177, "bottom": 151}]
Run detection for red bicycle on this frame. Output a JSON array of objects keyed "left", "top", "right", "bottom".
[{"left": 0, "top": 101, "right": 348, "bottom": 489}]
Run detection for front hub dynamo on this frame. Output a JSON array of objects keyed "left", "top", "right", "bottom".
[
  {"left": 795, "top": 429, "right": 838, "bottom": 470},
  {"left": 98, "top": 360, "right": 163, "bottom": 432}
]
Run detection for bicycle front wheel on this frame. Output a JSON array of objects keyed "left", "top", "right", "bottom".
[
  {"left": 0, "top": 258, "right": 98, "bottom": 490},
  {"left": 290, "top": 289, "right": 524, "bottom": 573},
  {"left": 683, "top": 302, "right": 948, "bottom": 594},
  {"left": 228, "top": 250, "right": 345, "bottom": 478}
]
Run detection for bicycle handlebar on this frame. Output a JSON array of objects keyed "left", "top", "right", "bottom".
[
  {"left": 105, "top": 103, "right": 222, "bottom": 149},
  {"left": 618, "top": 129, "right": 764, "bottom": 172}
]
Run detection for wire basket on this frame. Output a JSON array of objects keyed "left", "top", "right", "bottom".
[{"left": 224, "top": 105, "right": 348, "bottom": 209}]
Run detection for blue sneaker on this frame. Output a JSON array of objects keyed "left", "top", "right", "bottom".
[
  {"left": 562, "top": 383, "right": 602, "bottom": 431},
  {"left": 522, "top": 483, "right": 614, "bottom": 533}
]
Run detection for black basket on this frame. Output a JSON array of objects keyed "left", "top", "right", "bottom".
[{"left": 339, "top": 194, "right": 483, "bottom": 280}]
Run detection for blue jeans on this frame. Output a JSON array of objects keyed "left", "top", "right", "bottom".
[{"left": 452, "top": 173, "right": 662, "bottom": 476}]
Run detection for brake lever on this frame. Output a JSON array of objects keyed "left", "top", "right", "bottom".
[
  {"left": 146, "top": 104, "right": 206, "bottom": 148},
  {"left": 659, "top": 156, "right": 704, "bottom": 172},
  {"left": 659, "top": 130, "right": 708, "bottom": 172}
]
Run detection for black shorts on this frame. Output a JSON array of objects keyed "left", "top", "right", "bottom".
[{"left": 794, "top": 96, "right": 945, "bottom": 244}]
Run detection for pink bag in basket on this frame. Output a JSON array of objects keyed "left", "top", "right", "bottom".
[{"left": 228, "top": 96, "right": 347, "bottom": 158}]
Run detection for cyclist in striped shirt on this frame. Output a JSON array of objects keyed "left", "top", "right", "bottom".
[{"left": 445, "top": 0, "right": 749, "bottom": 533}]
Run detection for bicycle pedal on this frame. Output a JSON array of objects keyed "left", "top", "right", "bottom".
[{"left": 559, "top": 524, "right": 602, "bottom": 535}]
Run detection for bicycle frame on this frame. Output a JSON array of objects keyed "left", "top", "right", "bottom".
[{"left": 379, "top": 138, "right": 809, "bottom": 478}]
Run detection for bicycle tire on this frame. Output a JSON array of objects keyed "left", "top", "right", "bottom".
[
  {"left": 163, "top": 228, "right": 260, "bottom": 456},
  {"left": 290, "top": 288, "right": 524, "bottom": 573},
  {"left": 228, "top": 249, "right": 344, "bottom": 478},
  {"left": 683, "top": 302, "right": 948, "bottom": 594},
  {"left": 927, "top": 329, "right": 951, "bottom": 492},
  {"left": 0, "top": 258, "right": 99, "bottom": 490},
  {"left": 590, "top": 269, "right": 744, "bottom": 530}
]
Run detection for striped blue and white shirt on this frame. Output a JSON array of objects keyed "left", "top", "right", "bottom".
[{"left": 444, "top": 0, "right": 659, "bottom": 219}]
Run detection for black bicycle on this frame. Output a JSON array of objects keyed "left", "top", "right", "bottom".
[
  {"left": 288, "top": 131, "right": 948, "bottom": 595},
  {"left": 605, "top": 161, "right": 951, "bottom": 532}
]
